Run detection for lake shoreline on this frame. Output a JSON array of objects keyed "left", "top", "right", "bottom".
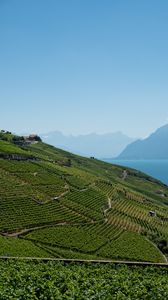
[{"left": 102, "top": 159, "right": 168, "bottom": 185}]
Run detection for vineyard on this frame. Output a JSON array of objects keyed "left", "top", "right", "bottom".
[
  {"left": 1, "top": 260, "right": 168, "bottom": 299},
  {"left": 0, "top": 132, "right": 168, "bottom": 262}
]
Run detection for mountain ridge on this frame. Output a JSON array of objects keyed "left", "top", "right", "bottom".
[
  {"left": 118, "top": 124, "right": 168, "bottom": 159},
  {"left": 40, "top": 130, "right": 135, "bottom": 158}
]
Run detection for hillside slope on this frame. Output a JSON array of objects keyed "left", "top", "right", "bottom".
[
  {"left": 118, "top": 124, "right": 168, "bottom": 159},
  {"left": 0, "top": 132, "right": 168, "bottom": 262}
]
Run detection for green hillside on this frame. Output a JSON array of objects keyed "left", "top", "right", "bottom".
[{"left": 0, "top": 132, "right": 168, "bottom": 262}]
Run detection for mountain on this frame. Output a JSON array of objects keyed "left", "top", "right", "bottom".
[
  {"left": 40, "top": 131, "right": 135, "bottom": 158},
  {"left": 0, "top": 131, "right": 168, "bottom": 262},
  {"left": 118, "top": 124, "right": 168, "bottom": 159}
]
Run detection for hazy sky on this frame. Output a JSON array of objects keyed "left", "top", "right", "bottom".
[{"left": 1, "top": 0, "right": 168, "bottom": 137}]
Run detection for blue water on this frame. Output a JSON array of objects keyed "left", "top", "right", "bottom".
[{"left": 103, "top": 159, "right": 168, "bottom": 185}]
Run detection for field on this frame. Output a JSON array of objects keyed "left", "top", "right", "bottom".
[
  {"left": 0, "top": 260, "right": 168, "bottom": 299},
  {"left": 0, "top": 132, "right": 168, "bottom": 262}
]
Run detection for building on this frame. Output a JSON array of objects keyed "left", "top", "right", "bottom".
[{"left": 149, "top": 211, "right": 156, "bottom": 217}]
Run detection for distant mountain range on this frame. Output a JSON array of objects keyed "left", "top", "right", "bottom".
[
  {"left": 118, "top": 124, "right": 168, "bottom": 159},
  {"left": 40, "top": 131, "right": 135, "bottom": 158}
]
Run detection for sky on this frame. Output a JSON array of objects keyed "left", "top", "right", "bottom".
[{"left": 1, "top": 0, "right": 168, "bottom": 138}]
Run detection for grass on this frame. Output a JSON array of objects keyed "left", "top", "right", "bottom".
[
  {"left": 0, "top": 236, "right": 49, "bottom": 257},
  {"left": 0, "top": 140, "right": 29, "bottom": 155}
]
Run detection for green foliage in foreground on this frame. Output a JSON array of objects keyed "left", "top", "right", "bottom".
[{"left": 0, "top": 261, "right": 168, "bottom": 299}]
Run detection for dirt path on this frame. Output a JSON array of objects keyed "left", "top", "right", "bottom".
[
  {"left": 1, "top": 222, "right": 83, "bottom": 237},
  {"left": 104, "top": 197, "right": 112, "bottom": 215},
  {"left": 52, "top": 190, "right": 69, "bottom": 201},
  {"left": 78, "top": 182, "right": 96, "bottom": 192},
  {"left": 103, "top": 197, "right": 112, "bottom": 223},
  {"left": 0, "top": 256, "right": 167, "bottom": 267},
  {"left": 108, "top": 197, "right": 112, "bottom": 209}
]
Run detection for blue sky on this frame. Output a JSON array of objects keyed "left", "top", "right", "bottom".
[{"left": 1, "top": 0, "right": 168, "bottom": 137}]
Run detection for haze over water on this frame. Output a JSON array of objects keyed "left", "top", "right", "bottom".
[{"left": 104, "top": 159, "right": 168, "bottom": 185}]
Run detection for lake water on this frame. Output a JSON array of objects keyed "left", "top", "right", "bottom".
[{"left": 103, "top": 159, "right": 168, "bottom": 185}]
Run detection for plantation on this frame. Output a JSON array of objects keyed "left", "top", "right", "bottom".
[
  {"left": 0, "top": 260, "right": 168, "bottom": 299},
  {"left": 0, "top": 132, "right": 168, "bottom": 262}
]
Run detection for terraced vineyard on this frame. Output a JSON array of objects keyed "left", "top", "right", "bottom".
[{"left": 1, "top": 132, "right": 168, "bottom": 262}]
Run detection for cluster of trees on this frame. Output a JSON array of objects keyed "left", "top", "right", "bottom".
[
  {"left": 0, "top": 131, "right": 42, "bottom": 145},
  {"left": 144, "top": 231, "right": 168, "bottom": 254},
  {"left": 57, "top": 158, "right": 72, "bottom": 167},
  {"left": 12, "top": 136, "right": 25, "bottom": 145}
]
